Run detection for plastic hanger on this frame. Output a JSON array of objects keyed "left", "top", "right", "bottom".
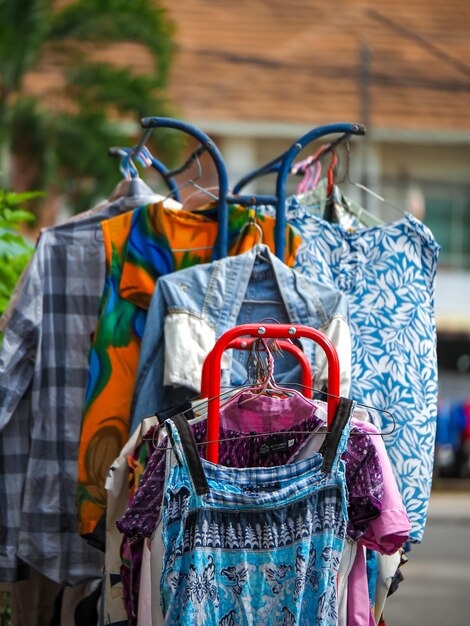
[
  {"left": 294, "top": 145, "right": 385, "bottom": 228},
  {"left": 107, "top": 147, "right": 182, "bottom": 208}
]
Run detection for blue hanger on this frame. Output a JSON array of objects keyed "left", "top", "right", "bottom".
[{"left": 140, "top": 117, "right": 230, "bottom": 260}]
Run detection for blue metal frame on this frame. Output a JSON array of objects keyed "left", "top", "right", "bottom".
[
  {"left": 232, "top": 157, "right": 283, "bottom": 195},
  {"left": 233, "top": 123, "right": 366, "bottom": 258},
  {"left": 141, "top": 117, "right": 230, "bottom": 260},
  {"left": 146, "top": 154, "right": 181, "bottom": 201},
  {"left": 275, "top": 123, "right": 365, "bottom": 256}
]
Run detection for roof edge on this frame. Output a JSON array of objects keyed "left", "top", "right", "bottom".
[
  {"left": 117, "top": 119, "right": 470, "bottom": 144},
  {"left": 188, "top": 119, "right": 470, "bottom": 144}
]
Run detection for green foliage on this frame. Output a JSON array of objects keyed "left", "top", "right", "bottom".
[
  {"left": 0, "top": 589, "right": 11, "bottom": 626},
  {"left": 0, "top": 188, "right": 38, "bottom": 316},
  {"left": 49, "top": 0, "right": 174, "bottom": 84},
  {"left": 0, "top": 0, "right": 177, "bottom": 213}
]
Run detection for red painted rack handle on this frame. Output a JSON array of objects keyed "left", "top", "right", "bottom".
[
  {"left": 205, "top": 324, "right": 341, "bottom": 463},
  {"left": 200, "top": 337, "right": 313, "bottom": 399}
]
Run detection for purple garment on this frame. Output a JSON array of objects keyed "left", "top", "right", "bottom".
[
  {"left": 117, "top": 394, "right": 384, "bottom": 540},
  {"left": 116, "top": 395, "right": 384, "bottom": 621},
  {"left": 118, "top": 396, "right": 322, "bottom": 620}
]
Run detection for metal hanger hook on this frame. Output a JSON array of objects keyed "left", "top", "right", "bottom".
[{"left": 239, "top": 209, "right": 263, "bottom": 245}]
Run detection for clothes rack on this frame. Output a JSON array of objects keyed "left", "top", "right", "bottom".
[
  {"left": 232, "top": 123, "right": 366, "bottom": 256},
  {"left": 202, "top": 323, "right": 341, "bottom": 462},
  {"left": 127, "top": 118, "right": 366, "bottom": 259},
  {"left": 140, "top": 117, "right": 230, "bottom": 259},
  {"left": 108, "top": 146, "right": 181, "bottom": 201}
]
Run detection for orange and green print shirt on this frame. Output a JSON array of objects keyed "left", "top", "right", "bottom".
[{"left": 77, "top": 203, "right": 300, "bottom": 536}]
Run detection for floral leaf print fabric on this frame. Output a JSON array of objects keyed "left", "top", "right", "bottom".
[
  {"left": 182, "top": 555, "right": 219, "bottom": 608},
  {"left": 221, "top": 565, "right": 248, "bottom": 597},
  {"left": 218, "top": 610, "right": 236, "bottom": 626},
  {"left": 285, "top": 202, "right": 440, "bottom": 541},
  {"left": 281, "top": 607, "right": 297, "bottom": 626},
  {"left": 265, "top": 563, "right": 292, "bottom": 595},
  {"left": 294, "top": 545, "right": 319, "bottom": 599}
]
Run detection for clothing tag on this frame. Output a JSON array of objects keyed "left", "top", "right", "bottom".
[
  {"left": 259, "top": 436, "right": 296, "bottom": 456},
  {"left": 242, "top": 482, "right": 281, "bottom": 494}
]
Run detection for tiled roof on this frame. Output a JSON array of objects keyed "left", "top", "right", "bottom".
[
  {"left": 23, "top": 1, "right": 470, "bottom": 133},
  {"left": 164, "top": 0, "right": 470, "bottom": 132}
]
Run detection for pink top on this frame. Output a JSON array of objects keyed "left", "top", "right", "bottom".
[{"left": 347, "top": 420, "right": 411, "bottom": 626}]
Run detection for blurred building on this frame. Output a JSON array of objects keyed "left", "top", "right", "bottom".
[{"left": 161, "top": 0, "right": 470, "bottom": 399}]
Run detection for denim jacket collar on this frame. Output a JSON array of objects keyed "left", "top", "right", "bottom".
[{"left": 202, "top": 244, "right": 336, "bottom": 367}]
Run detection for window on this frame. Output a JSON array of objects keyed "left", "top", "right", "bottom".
[{"left": 422, "top": 185, "right": 470, "bottom": 271}]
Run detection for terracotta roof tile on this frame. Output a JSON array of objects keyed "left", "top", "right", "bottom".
[
  {"left": 24, "top": 0, "right": 470, "bottom": 132},
  {"left": 164, "top": 0, "right": 470, "bottom": 131}
]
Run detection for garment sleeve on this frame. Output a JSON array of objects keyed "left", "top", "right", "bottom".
[
  {"left": 0, "top": 251, "right": 42, "bottom": 432},
  {"left": 359, "top": 426, "right": 411, "bottom": 554},
  {"left": 314, "top": 313, "right": 351, "bottom": 397},
  {"left": 129, "top": 281, "right": 167, "bottom": 429},
  {"left": 344, "top": 429, "right": 384, "bottom": 541},
  {"left": 0, "top": 258, "right": 34, "bottom": 333}
]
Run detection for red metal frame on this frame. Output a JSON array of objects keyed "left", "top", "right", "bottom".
[
  {"left": 204, "top": 324, "right": 341, "bottom": 463},
  {"left": 200, "top": 337, "right": 313, "bottom": 399}
]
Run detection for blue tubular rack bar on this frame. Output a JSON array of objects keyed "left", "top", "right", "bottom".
[
  {"left": 232, "top": 123, "right": 366, "bottom": 259},
  {"left": 147, "top": 154, "right": 181, "bottom": 201},
  {"left": 150, "top": 154, "right": 181, "bottom": 202},
  {"left": 232, "top": 156, "right": 284, "bottom": 195},
  {"left": 275, "top": 123, "right": 366, "bottom": 258},
  {"left": 225, "top": 194, "right": 279, "bottom": 206},
  {"left": 141, "top": 117, "right": 230, "bottom": 260}
]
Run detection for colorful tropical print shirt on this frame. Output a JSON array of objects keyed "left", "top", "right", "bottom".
[{"left": 77, "top": 203, "right": 300, "bottom": 536}]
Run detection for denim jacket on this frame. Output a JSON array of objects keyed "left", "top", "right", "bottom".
[{"left": 130, "top": 244, "right": 350, "bottom": 431}]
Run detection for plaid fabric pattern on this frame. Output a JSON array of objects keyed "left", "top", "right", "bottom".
[{"left": 0, "top": 194, "right": 153, "bottom": 584}]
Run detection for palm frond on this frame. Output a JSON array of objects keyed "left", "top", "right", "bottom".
[
  {"left": 65, "top": 63, "right": 171, "bottom": 118},
  {"left": 50, "top": 0, "right": 174, "bottom": 85},
  {"left": 0, "top": 0, "right": 52, "bottom": 94}
]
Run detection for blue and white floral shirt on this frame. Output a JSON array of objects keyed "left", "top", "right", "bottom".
[{"left": 280, "top": 197, "right": 440, "bottom": 542}]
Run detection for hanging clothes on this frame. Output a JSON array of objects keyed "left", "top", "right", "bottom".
[
  {"left": 77, "top": 207, "right": 301, "bottom": 538},
  {"left": 293, "top": 411, "right": 410, "bottom": 626},
  {"left": 159, "top": 399, "right": 353, "bottom": 625},
  {"left": 119, "top": 395, "right": 382, "bottom": 542},
  {"left": 116, "top": 393, "right": 390, "bottom": 624},
  {"left": 104, "top": 415, "right": 160, "bottom": 626},
  {"left": 0, "top": 182, "right": 159, "bottom": 585},
  {"left": 129, "top": 244, "right": 351, "bottom": 432},
  {"left": 274, "top": 198, "right": 440, "bottom": 542}
]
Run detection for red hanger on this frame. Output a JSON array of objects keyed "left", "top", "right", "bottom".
[{"left": 202, "top": 324, "right": 341, "bottom": 463}]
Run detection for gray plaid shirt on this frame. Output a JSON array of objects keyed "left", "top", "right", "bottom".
[{"left": 0, "top": 182, "right": 157, "bottom": 584}]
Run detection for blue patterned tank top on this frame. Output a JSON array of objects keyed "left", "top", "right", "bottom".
[{"left": 159, "top": 398, "right": 354, "bottom": 626}]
